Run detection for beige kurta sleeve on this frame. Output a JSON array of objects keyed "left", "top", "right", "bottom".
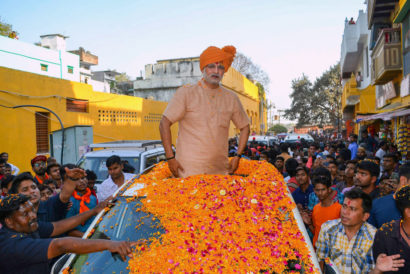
[
  {"left": 231, "top": 95, "right": 250, "bottom": 129},
  {"left": 163, "top": 86, "right": 187, "bottom": 123}
]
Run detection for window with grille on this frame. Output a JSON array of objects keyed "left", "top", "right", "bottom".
[
  {"left": 67, "top": 66, "right": 74, "bottom": 74},
  {"left": 40, "top": 64, "right": 48, "bottom": 71},
  {"left": 35, "top": 112, "right": 49, "bottom": 153},
  {"left": 66, "top": 98, "right": 88, "bottom": 113}
]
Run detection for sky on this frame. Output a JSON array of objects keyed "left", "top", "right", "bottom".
[{"left": 0, "top": 0, "right": 367, "bottom": 115}]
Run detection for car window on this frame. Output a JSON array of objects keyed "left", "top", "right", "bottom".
[
  {"left": 157, "top": 154, "right": 166, "bottom": 161},
  {"left": 70, "top": 197, "right": 164, "bottom": 273},
  {"left": 78, "top": 156, "right": 140, "bottom": 183},
  {"left": 144, "top": 155, "right": 158, "bottom": 169}
]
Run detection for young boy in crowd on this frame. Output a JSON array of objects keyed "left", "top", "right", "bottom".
[
  {"left": 308, "top": 168, "right": 342, "bottom": 247},
  {"left": 86, "top": 170, "right": 98, "bottom": 199},
  {"left": 66, "top": 168, "right": 98, "bottom": 237},
  {"left": 327, "top": 160, "right": 339, "bottom": 186},
  {"left": 308, "top": 168, "right": 344, "bottom": 212},
  {"left": 292, "top": 166, "right": 313, "bottom": 210},
  {"left": 273, "top": 156, "right": 285, "bottom": 175},
  {"left": 38, "top": 184, "right": 53, "bottom": 202},
  {"left": 43, "top": 179, "right": 59, "bottom": 195}
]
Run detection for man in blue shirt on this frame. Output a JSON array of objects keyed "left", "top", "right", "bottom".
[
  {"left": 0, "top": 169, "right": 135, "bottom": 273},
  {"left": 292, "top": 166, "right": 313, "bottom": 210},
  {"left": 348, "top": 134, "right": 358, "bottom": 160},
  {"left": 368, "top": 164, "right": 410, "bottom": 228},
  {"left": 9, "top": 164, "right": 79, "bottom": 222}
]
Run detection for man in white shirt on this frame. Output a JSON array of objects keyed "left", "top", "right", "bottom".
[
  {"left": 375, "top": 141, "right": 387, "bottom": 162},
  {"left": 97, "top": 155, "right": 135, "bottom": 201},
  {"left": 1, "top": 152, "right": 19, "bottom": 175}
]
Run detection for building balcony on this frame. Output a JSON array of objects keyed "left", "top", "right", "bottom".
[
  {"left": 371, "top": 28, "right": 402, "bottom": 85},
  {"left": 340, "top": 10, "right": 369, "bottom": 78},
  {"left": 367, "top": 0, "right": 398, "bottom": 28}
]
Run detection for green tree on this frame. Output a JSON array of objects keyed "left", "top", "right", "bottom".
[
  {"left": 269, "top": 124, "right": 288, "bottom": 134},
  {"left": 284, "top": 63, "right": 342, "bottom": 130},
  {"left": 0, "top": 17, "right": 17, "bottom": 36},
  {"left": 115, "top": 73, "right": 130, "bottom": 82}
]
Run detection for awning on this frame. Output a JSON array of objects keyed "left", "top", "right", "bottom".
[
  {"left": 393, "top": 1, "right": 410, "bottom": 23},
  {"left": 356, "top": 108, "right": 410, "bottom": 122}
]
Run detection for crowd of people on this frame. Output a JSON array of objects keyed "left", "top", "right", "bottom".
[
  {"left": 0, "top": 153, "right": 137, "bottom": 273},
  {"left": 1, "top": 126, "right": 409, "bottom": 273},
  {"left": 230, "top": 130, "right": 410, "bottom": 273}
]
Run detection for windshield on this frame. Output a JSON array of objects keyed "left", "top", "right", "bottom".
[
  {"left": 70, "top": 197, "right": 164, "bottom": 273},
  {"left": 78, "top": 156, "right": 140, "bottom": 183}
]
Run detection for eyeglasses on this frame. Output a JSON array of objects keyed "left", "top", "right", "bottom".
[
  {"left": 206, "top": 63, "right": 225, "bottom": 71},
  {"left": 34, "top": 162, "right": 46, "bottom": 168}
]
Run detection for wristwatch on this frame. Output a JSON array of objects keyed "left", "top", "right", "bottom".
[{"left": 166, "top": 155, "right": 175, "bottom": 161}]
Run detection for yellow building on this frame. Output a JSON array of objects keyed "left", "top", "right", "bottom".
[
  {"left": 0, "top": 66, "right": 266, "bottom": 172},
  {"left": 221, "top": 67, "right": 267, "bottom": 135},
  {"left": 341, "top": 1, "right": 409, "bottom": 155}
]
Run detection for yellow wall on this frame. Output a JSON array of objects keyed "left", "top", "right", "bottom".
[
  {"left": 0, "top": 66, "right": 266, "bottom": 172},
  {"left": 222, "top": 68, "right": 263, "bottom": 135},
  {"left": 0, "top": 67, "right": 178, "bottom": 172},
  {"left": 399, "top": 0, "right": 407, "bottom": 10},
  {"left": 355, "top": 85, "right": 377, "bottom": 115}
]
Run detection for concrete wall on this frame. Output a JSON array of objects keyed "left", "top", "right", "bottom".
[
  {"left": 134, "top": 60, "right": 202, "bottom": 96},
  {"left": 0, "top": 35, "right": 80, "bottom": 82},
  {"left": 0, "top": 67, "right": 178, "bottom": 172}
]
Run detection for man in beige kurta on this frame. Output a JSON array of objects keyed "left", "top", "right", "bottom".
[{"left": 159, "top": 45, "right": 250, "bottom": 178}]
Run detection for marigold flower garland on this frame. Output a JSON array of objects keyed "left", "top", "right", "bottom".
[{"left": 127, "top": 159, "right": 319, "bottom": 273}]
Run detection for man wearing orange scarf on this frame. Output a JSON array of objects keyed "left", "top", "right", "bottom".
[
  {"left": 66, "top": 169, "right": 97, "bottom": 237},
  {"left": 160, "top": 45, "right": 250, "bottom": 178}
]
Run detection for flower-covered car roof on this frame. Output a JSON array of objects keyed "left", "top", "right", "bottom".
[{"left": 123, "top": 159, "right": 320, "bottom": 273}]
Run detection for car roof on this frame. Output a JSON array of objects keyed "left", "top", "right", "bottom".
[
  {"left": 90, "top": 140, "right": 162, "bottom": 149},
  {"left": 82, "top": 147, "right": 164, "bottom": 158},
  {"left": 58, "top": 165, "right": 322, "bottom": 273},
  {"left": 248, "top": 135, "right": 269, "bottom": 140},
  {"left": 286, "top": 133, "right": 313, "bottom": 138}
]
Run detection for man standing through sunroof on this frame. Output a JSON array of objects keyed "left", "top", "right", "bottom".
[{"left": 160, "top": 45, "right": 250, "bottom": 178}]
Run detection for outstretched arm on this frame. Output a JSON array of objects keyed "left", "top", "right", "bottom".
[
  {"left": 48, "top": 237, "right": 134, "bottom": 261},
  {"left": 51, "top": 200, "right": 108, "bottom": 237}
]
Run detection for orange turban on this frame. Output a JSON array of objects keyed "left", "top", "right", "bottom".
[{"left": 200, "top": 45, "right": 236, "bottom": 72}]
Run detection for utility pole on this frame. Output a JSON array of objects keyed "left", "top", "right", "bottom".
[{"left": 277, "top": 109, "right": 284, "bottom": 125}]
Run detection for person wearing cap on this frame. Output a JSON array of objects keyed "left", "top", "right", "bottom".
[
  {"left": 31, "top": 155, "right": 49, "bottom": 184},
  {"left": 159, "top": 45, "right": 250, "bottom": 178},
  {"left": 372, "top": 184, "right": 410, "bottom": 273},
  {"left": 0, "top": 193, "right": 134, "bottom": 273}
]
